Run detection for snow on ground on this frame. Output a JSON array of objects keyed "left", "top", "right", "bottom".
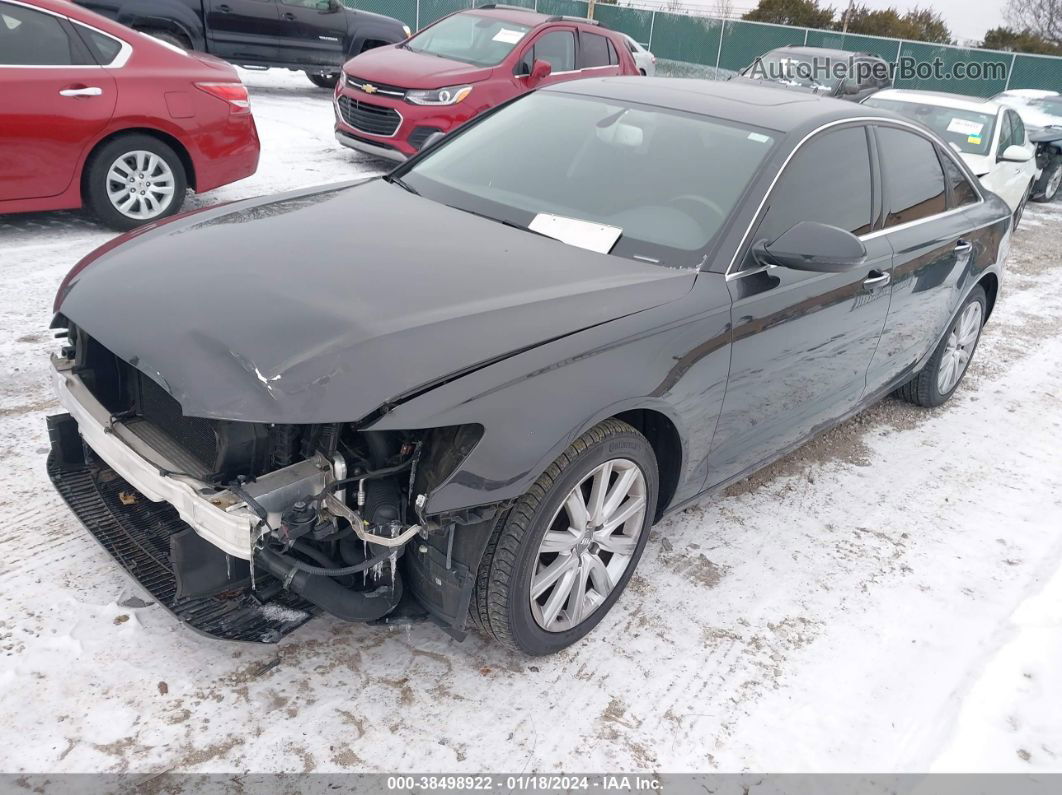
[{"left": 1, "top": 69, "right": 1061, "bottom": 775}]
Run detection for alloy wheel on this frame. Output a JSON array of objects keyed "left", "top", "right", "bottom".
[
  {"left": 106, "top": 151, "right": 176, "bottom": 220},
  {"left": 1047, "top": 165, "right": 1062, "bottom": 201},
  {"left": 530, "top": 458, "right": 648, "bottom": 632},
  {"left": 937, "top": 301, "right": 983, "bottom": 395}
]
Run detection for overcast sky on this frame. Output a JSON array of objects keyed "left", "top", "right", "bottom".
[{"left": 672, "top": 0, "right": 1009, "bottom": 43}]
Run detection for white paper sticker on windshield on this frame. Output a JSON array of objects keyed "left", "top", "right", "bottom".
[
  {"left": 947, "top": 118, "right": 984, "bottom": 136},
  {"left": 529, "top": 214, "right": 623, "bottom": 254},
  {"left": 747, "top": 132, "right": 771, "bottom": 143},
  {"left": 492, "top": 28, "right": 524, "bottom": 44}
]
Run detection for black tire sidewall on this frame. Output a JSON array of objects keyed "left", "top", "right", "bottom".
[
  {"left": 924, "top": 287, "right": 987, "bottom": 405},
  {"left": 307, "top": 72, "right": 339, "bottom": 88},
  {"left": 85, "top": 135, "right": 187, "bottom": 231},
  {"left": 1033, "top": 161, "right": 1061, "bottom": 202},
  {"left": 506, "top": 432, "right": 658, "bottom": 655}
]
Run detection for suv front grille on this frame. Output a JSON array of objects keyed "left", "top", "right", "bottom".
[
  {"left": 344, "top": 75, "right": 407, "bottom": 99},
  {"left": 338, "top": 95, "right": 402, "bottom": 137}
]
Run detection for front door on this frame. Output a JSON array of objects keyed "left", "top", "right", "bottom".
[
  {"left": 0, "top": 1, "right": 116, "bottom": 201},
  {"left": 274, "top": 0, "right": 347, "bottom": 68},
  {"left": 705, "top": 125, "right": 893, "bottom": 487},
  {"left": 205, "top": 0, "right": 283, "bottom": 62},
  {"left": 513, "top": 27, "right": 578, "bottom": 90}
]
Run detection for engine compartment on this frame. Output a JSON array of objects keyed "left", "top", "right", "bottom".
[{"left": 58, "top": 323, "right": 490, "bottom": 631}]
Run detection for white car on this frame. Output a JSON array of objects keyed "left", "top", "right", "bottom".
[
  {"left": 864, "top": 89, "right": 1039, "bottom": 223},
  {"left": 993, "top": 90, "right": 1062, "bottom": 203},
  {"left": 622, "top": 34, "right": 656, "bottom": 76}
]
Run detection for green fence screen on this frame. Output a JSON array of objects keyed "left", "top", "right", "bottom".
[{"left": 344, "top": 0, "right": 1062, "bottom": 96}]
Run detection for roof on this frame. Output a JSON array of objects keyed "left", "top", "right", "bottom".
[
  {"left": 769, "top": 45, "right": 883, "bottom": 61},
  {"left": 870, "top": 88, "right": 1002, "bottom": 115},
  {"left": 466, "top": 5, "right": 587, "bottom": 27},
  {"left": 549, "top": 76, "right": 897, "bottom": 134}
]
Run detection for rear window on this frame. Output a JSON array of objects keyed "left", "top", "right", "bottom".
[
  {"left": 580, "top": 32, "right": 611, "bottom": 68},
  {"left": 876, "top": 127, "right": 948, "bottom": 226},
  {"left": 75, "top": 24, "right": 123, "bottom": 65}
]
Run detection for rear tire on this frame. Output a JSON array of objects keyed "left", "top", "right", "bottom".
[
  {"left": 307, "top": 72, "right": 339, "bottom": 89},
  {"left": 470, "top": 419, "right": 657, "bottom": 655},
  {"left": 84, "top": 134, "right": 187, "bottom": 231},
  {"left": 894, "top": 286, "right": 986, "bottom": 408}
]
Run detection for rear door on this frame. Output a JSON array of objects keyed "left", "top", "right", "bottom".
[
  {"left": 866, "top": 125, "right": 980, "bottom": 389},
  {"left": 204, "top": 0, "right": 282, "bottom": 62},
  {"left": 0, "top": 0, "right": 117, "bottom": 201},
  {"left": 274, "top": 0, "right": 346, "bottom": 67},
  {"left": 705, "top": 125, "right": 893, "bottom": 487},
  {"left": 576, "top": 29, "right": 623, "bottom": 77}
]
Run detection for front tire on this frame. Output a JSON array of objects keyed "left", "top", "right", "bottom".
[
  {"left": 307, "top": 72, "right": 339, "bottom": 89},
  {"left": 1033, "top": 157, "right": 1061, "bottom": 203},
  {"left": 471, "top": 419, "right": 658, "bottom": 655},
  {"left": 84, "top": 134, "right": 187, "bottom": 231},
  {"left": 895, "top": 286, "right": 986, "bottom": 408}
]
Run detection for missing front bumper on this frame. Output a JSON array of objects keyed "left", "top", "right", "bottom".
[{"left": 46, "top": 413, "right": 315, "bottom": 643}]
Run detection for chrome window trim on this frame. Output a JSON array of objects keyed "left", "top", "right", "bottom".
[
  {"left": 725, "top": 116, "right": 986, "bottom": 281},
  {"left": 0, "top": 0, "right": 132, "bottom": 69}
]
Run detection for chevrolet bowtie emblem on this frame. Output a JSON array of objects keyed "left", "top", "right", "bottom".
[{"left": 360, "top": 83, "right": 378, "bottom": 94}]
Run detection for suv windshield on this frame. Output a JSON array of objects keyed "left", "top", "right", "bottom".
[
  {"left": 399, "top": 91, "right": 777, "bottom": 267},
  {"left": 864, "top": 98, "right": 996, "bottom": 156},
  {"left": 404, "top": 13, "right": 530, "bottom": 67}
]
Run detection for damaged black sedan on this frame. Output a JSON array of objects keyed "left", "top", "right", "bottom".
[{"left": 47, "top": 77, "right": 1011, "bottom": 655}]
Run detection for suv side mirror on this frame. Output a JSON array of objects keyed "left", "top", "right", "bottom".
[
  {"left": 753, "top": 221, "right": 867, "bottom": 273},
  {"left": 1001, "top": 144, "right": 1033, "bottom": 162},
  {"left": 528, "top": 58, "right": 552, "bottom": 85}
]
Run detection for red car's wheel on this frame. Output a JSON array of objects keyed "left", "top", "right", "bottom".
[{"left": 84, "top": 134, "right": 188, "bottom": 231}]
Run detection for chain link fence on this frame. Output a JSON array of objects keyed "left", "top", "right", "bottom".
[{"left": 346, "top": 0, "right": 1062, "bottom": 96}]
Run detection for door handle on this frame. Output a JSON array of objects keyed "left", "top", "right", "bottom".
[
  {"left": 59, "top": 86, "right": 103, "bottom": 97},
  {"left": 282, "top": 11, "right": 296, "bottom": 19},
  {"left": 954, "top": 239, "right": 972, "bottom": 253},
  {"left": 863, "top": 269, "right": 891, "bottom": 289},
  {"left": 217, "top": 3, "right": 231, "bottom": 11}
]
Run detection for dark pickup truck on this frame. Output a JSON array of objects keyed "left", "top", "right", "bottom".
[{"left": 76, "top": 0, "right": 410, "bottom": 87}]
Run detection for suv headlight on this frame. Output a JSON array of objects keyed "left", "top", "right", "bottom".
[{"left": 406, "top": 85, "right": 472, "bottom": 106}]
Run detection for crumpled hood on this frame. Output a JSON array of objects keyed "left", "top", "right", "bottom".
[
  {"left": 56, "top": 180, "right": 696, "bottom": 424},
  {"left": 343, "top": 44, "right": 493, "bottom": 89}
]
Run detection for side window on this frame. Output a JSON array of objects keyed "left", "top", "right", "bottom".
[
  {"left": 580, "top": 31, "right": 610, "bottom": 69},
  {"left": 996, "top": 111, "right": 1013, "bottom": 157},
  {"left": 280, "top": 0, "right": 328, "bottom": 7},
  {"left": 938, "top": 148, "right": 979, "bottom": 208},
  {"left": 517, "top": 29, "right": 575, "bottom": 74},
  {"left": 754, "top": 126, "right": 873, "bottom": 245},
  {"left": 74, "top": 24, "right": 123, "bottom": 65},
  {"left": 876, "top": 127, "right": 947, "bottom": 226},
  {"left": 625, "top": 38, "right": 637, "bottom": 54},
  {"left": 606, "top": 38, "right": 618, "bottom": 66},
  {"left": 0, "top": 3, "right": 88, "bottom": 65},
  {"left": 1009, "top": 110, "right": 1026, "bottom": 146}
]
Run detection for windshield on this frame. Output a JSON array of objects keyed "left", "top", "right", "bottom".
[
  {"left": 998, "top": 94, "right": 1062, "bottom": 125},
  {"left": 745, "top": 52, "right": 846, "bottom": 92},
  {"left": 399, "top": 92, "right": 778, "bottom": 267},
  {"left": 864, "top": 98, "right": 996, "bottom": 156},
  {"left": 404, "top": 13, "right": 530, "bottom": 67}
]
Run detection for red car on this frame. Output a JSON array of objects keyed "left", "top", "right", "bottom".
[
  {"left": 0, "top": 0, "right": 259, "bottom": 230},
  {"left": 333, "top": 5, "right": 639, "bottom": 161}
]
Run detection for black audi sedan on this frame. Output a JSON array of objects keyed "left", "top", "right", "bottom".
[{"left": 47, "top": 78, "right": 1011, "bottom": 655}]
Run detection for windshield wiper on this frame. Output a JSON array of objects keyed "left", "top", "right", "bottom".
[{"left": 385, "top": 174, "right": 419, "bottom": 196}]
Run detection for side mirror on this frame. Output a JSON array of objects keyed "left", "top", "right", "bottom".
[
  {"left": 1001, "top": 144, "right": 1033, "bottom": 162},
  {"left": 753, "top": 221, "right": 867, "bottom": 273},
  {"left": 319, "top": 0, "right": 339, "bottom": 11},
  {"left": 528, "top": 58, "right": 552, "bottom": 86},
  {"left": 843, "top": 80, "right": 861, "bottom": 95}
]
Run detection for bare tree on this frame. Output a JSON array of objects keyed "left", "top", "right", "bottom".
[
  {"left": 1006, "top": 0, "right": 1062, "bottom": 47},
  {"left": 714, "top": 0, "right": 736, "bottom": 18}
]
